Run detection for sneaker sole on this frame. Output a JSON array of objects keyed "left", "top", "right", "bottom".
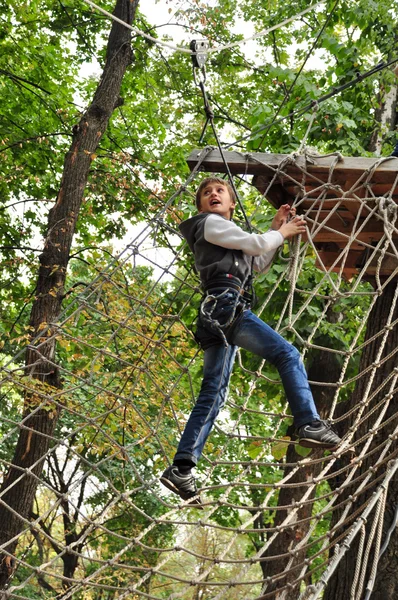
[
  {"left": 160, "top": 475, "right": 181, "bottom": 496},
  {"left": 298, "top": 438, "right": 339, "bottom": 450},
  {"left": 160, "top": 476, "right": 203, "bottom": 509}
]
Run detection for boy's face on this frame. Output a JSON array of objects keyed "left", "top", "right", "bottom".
[{"left": 198, "top": 182, "right": 235, "bottom": 219}]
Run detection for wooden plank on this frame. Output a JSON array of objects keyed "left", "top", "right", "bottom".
[
  {"left": 305, "top": 210, "right": 398, "bottom": 250},
  {"left": 305, "top": 212, "right": 385, "bottom": 236},
  {"left": 361, "top": 183, "right": 398, "bottom": 196},
  {"left": 306, "top": 237, "right": 367, "bottom": 251},
  {"left": 187, "top": 148, "right": 398, "bottom": 183},
  {"left": 253, "top": 175, "right": 397, "bottom": 215},
  {"left": 315, "top": 250, "right": 362, "bottom": 277},
  {"left": 305, "top": 232, "right": 383, "bottom": 246},
  {"left": 315, "top": 249, "right": 398, "bottom": 278},
  {"left": 297, "top": 198, "right": 356, "bottom": 211},
  {"left": 315, "top": 262, "right": 358, "bottom": 278}
]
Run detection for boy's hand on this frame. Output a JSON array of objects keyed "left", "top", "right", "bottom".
[
  {"left": 279, "top": 215, "right": 307, "bottom": 240},
  {"left": 271, "top": 204, "right": 296, "bottom": 230}
]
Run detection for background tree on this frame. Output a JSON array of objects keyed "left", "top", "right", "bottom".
[{"left": 0, "top": 0, "right": 139, "bottom": 586}]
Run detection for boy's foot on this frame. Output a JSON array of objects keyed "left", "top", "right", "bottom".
[
  {"left": 296, "top": 420, "right": 341, "bottom": 450},
  {"left": 160, "top": 465, "right": 203, "bottom": 508}
]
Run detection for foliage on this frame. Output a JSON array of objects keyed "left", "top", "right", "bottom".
[{"left": 0, "top": 0, "right": 397, "bottom": 596}]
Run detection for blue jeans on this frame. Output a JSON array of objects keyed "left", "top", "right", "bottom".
[
  {"left": 392, "top": 141, "right": 398, "bottom": 157},
  {"left": 174, "top": 291, "right": 320, "bottom": 466}
]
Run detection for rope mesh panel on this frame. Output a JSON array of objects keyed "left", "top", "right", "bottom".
[{"left": 1, "top": 150, "right": 398, "bottom": 599}]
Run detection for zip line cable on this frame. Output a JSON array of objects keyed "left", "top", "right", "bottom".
[
  {"left": 82, "top": 0, "right": 396, "bottom": 154},
  {"left": 254, "top": 0, "right": 339, "bottom": 151},
  {"left": 82, "top": 0, "right": 326, "bottom": 56},
  {"left": 225, "top": 55, "right": 398, "bottom": 150}
]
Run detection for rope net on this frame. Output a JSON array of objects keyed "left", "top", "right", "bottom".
[{"left": 1, "top": 148, "right": 398, "bottom": 599}]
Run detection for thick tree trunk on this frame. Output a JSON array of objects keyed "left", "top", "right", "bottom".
[
  {"left": 0, "top": 0, "right": 138, "bottom": 588},
  {"left": 258, "top": 330, "right": 342, "bottom": 600},
  {"left": 324, "top": 281, "right": 398, "bottom": 600}
]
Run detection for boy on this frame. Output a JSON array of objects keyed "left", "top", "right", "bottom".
[{"left": 161, "top": 177, "right": 341, "bottom": 505}]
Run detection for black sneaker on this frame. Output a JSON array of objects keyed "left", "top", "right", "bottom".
[
  {"left": 160, "top": 465, "right": 203, "bottom": 508},
  {"left": 296, "top": 420, "right": 341, "bottom": 450}
]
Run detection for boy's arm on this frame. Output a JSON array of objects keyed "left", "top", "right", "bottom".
[
  {"left": 204, "top": 207, "right": 306, "bottom": 252},
  {"left": 252, "top": 205, "right": 307, "bottom": 272},
  {"left": 252, "top": 248, "right": 279, "bottom": 273},
  {"left": 204, "top": 207, "right": 306, "bottom": 274},
  {"left": 204, "top": 214, "right": 284, "bottom": 256}
]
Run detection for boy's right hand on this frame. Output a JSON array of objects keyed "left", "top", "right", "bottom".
[{"left": 279, "top": 215, "right": 307, "bottom": 240}]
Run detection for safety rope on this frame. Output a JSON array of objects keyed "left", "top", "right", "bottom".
[
  {"left": 191, "top": 46, "right": 253, "bottom": 234},
  {"left": 191, "top": 45, "right": 257, "bottom": 313}
]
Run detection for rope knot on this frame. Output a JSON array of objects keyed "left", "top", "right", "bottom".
[
  {"left": 204, "top": 105, "right": 214, "bottom": 119},
  {"left": 376, "top": 197, "right": 398, "bottom": 259},
  {"left": 298, "top": 584, "right": 317, "bottom": 600},
  {"left": 376, "top": 197, "right": 398, "bottom": 225}
]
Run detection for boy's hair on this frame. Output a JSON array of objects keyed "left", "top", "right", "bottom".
[{"left": 195, "top": 177, "right": 236, "bottom": 212}]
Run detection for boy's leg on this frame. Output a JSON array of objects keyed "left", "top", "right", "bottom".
[
  {"left": 174, "top": 342, "right": 237, "bottom": 465},
  {"left": 161, "top": 343, "right": 237, "bottom": 502},
  {"left": 231, "top": 310, "right": 317, "bottom": 426},
  {"left": 392, "top": 141, "right": 398, "bottom": 157},
  {"left": 231, "top": 310, "right": 340, "bottom": 448}
]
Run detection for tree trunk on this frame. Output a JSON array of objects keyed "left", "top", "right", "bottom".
[
  {"left": 324, "top": 281, "right": 398, "bottom": 600},
  {"left": 0, "top": 0, "right": 138, "bottom": 588},
  {"left": 368, "top": 62, "right": 398, "bottom": 154},
  {"left": 258, "top": 328, "right": 342, "bottom": 600}
]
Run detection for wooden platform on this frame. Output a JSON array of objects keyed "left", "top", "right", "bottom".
[{"left": 187, "top": 149, "right": 398, "bottom": 281}]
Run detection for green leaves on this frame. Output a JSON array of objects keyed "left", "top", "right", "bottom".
[{"left": 271, "top": 436, "right": 290, "bottom": 460}]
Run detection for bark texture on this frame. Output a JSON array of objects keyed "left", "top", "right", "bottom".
[
  {"left": 324, "top": 281, "right": 398, "bottom": 600},
  {"left": 0, "top": 0, "right": 138, "bottom": 588}
]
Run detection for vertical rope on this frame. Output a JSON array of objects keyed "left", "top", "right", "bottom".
[
  {"left": 363, "top": 488, "right": 388, "bottom": 599},
  {"left": 350, "top": 522, "right": 367, "bottom": 600},
  {"left": 355, "top": 499, "right": 382, "bottom": 599}
]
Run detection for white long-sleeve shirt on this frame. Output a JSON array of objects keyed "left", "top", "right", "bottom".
[{"left": 203, "top": 214, "right": 284, "bottom": 273}]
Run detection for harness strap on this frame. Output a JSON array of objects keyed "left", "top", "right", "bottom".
[
  {"left": 203, "top": 273, "right": 243, "bottom": 293},
  {"left": 203, "top": 274, "right": 253, "bottom": 303}
]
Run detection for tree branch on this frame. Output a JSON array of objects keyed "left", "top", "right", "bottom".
[{"left": 0, "top": 69, "right": 52, "bottom": 94}]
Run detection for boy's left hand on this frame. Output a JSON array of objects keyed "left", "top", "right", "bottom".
[{"left": 271, "top": 204, "right": 296, "bottom": 230}]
